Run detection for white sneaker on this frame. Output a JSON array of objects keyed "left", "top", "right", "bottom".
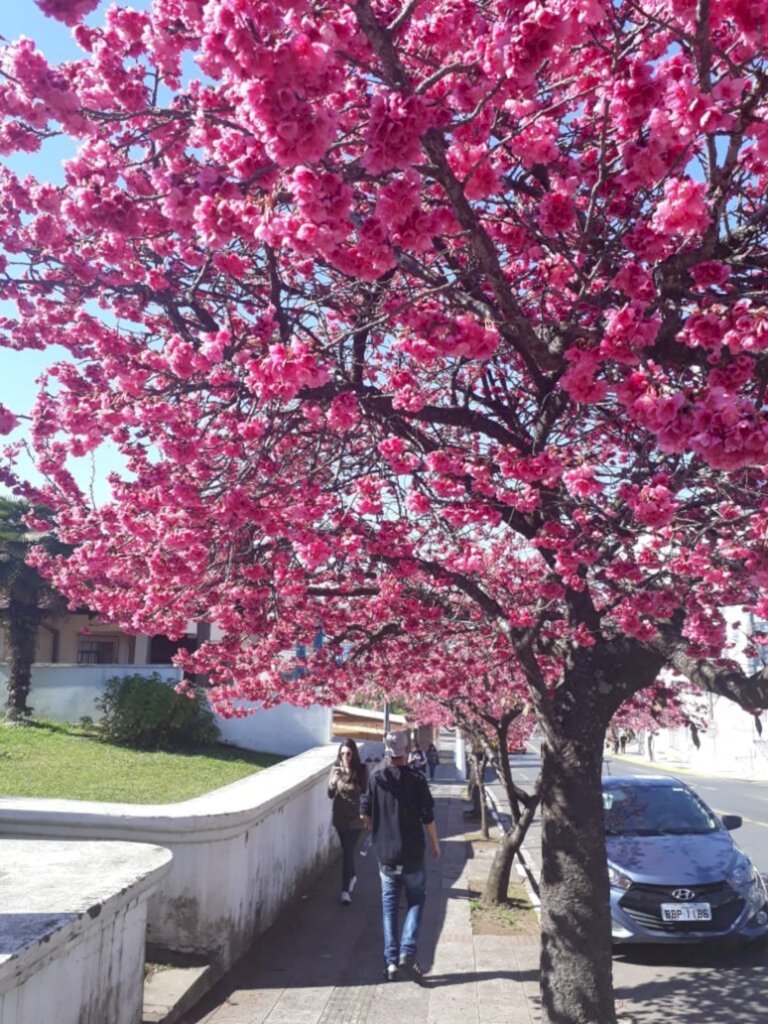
[
  {"left": 340, "top": 890, "right": 351, "bottom": 905},
  {"left": 348, "top": 875, "right": 357, "bottom": 894}
]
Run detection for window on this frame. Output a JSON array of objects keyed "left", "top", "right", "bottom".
[
  {"left": 77, "top": 636, "right": 118, "bottom": 665},
  {"left": 603, "top": 784, "right": 717, "bottom": 836},
  {"left": 149, "top": 634, "right": 196, "bottom": 664}
]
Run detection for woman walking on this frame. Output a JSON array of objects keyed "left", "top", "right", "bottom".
[{"left": 328, "top": 739, "right": 367, "bottom": 904}]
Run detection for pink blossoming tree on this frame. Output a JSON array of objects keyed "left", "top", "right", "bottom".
[{"left": 2, "top": 1, "right": 768, "bottom": 1020}]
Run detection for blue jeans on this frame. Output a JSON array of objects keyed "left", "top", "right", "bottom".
[{"left": 379, "top": 862, "right": 427, "bottom": 965}]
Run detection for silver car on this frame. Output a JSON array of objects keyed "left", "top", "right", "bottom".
[{"left": 604, "top": 776, "right": 768, "bottom": 945}]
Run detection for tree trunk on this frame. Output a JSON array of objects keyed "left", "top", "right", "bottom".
[
  {"left": 539, "top": 724, "right": 615, "bottom": 1024},
  {"left": 483, "top": 778, "right": 540, "bottom": 904},
  {"left": 476, "top": 754, "right": 489, "bottom": 838},
  {"left": 5, "top": 601, "right": 38, "bottom": 720},
  {"left": 497, "top": 715, "right": 523, "bottom": 821},
  {"left": 465, "top": 749, "right": 483, "bottom": 817}
]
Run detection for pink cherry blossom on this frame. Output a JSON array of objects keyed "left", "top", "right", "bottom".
[
  {"left": 560, "top": 348, "right": 607, "bottom": 403},
  {"left": 0, "top": 405, "right": 18, "bottom": 434},
  {"left": 36, "top": 0, "right": 99, "bottom": 26},
  {"left": 630, "top": 484, "right": 677, "bottom": 528},
  {"left": 563, "top": 466, "right": 603, "bottom": 499},
  {"left": 652, "top": 177, "right": 710, "bottom": 236},
  {"left": 362, "top": 93, "right": 428, "bottom": 175},
  {"left": 3, "top": 7, "right": 768, "bottom": 1016},
  {"left": 691, "top": 261, "right": 731, "bottom": 287},
  {"left": 538, "top": 190, "right": 575, "bottom": 235}
]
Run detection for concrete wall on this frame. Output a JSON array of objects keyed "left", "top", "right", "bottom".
[
  {"left": 651, "top": 694, "right": 768, "bottom": 779},
  {"left": 455, "top": 729, "right": 467, "bottom": 776},
  {"left": 643, "top": 608, "right": 768, "bottom": 780},
  {"left": 1, "top": 666, "right": 331, "bottom": 756},
  {"left": 0, "top": 839, "right": 172, "bottom": 1024},
  {"left": 0, "top": 663, "right": 184, "bottom": 722},
  {"left": 217, "top": 701, "right": 332, "bottom": 756},
  {"left": 0, "top": 744, "right": 338, "bottom": 973}
]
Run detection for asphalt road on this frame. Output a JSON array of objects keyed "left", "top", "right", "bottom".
[{"left": 500, "top": 752, "right": 768, "bottom": 1024}]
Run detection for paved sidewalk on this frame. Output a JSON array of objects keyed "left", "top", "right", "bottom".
[{"left": 179, "top": 766, "right": 541, "bottom": 1024}]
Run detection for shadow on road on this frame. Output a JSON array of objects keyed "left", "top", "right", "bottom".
[{"left": 613, "top": 941, "right": 768, "bottom": 1023}]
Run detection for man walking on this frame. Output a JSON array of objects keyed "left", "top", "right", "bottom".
[{"left": 360, "top": 731, "right": 441, "bottom": 982}]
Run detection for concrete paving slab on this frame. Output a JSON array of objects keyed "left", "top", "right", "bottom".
[{"left": 144, "top": 964, "right": 216, "bottom": 1024}]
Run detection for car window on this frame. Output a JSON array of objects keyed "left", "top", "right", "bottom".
[{"left": 602, "top": 785, "right": 718, "bottom": 835}]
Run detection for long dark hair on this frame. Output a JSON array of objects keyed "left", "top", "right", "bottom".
[{"left": 334, "top": 739, "right": 367, "bottom": 789}]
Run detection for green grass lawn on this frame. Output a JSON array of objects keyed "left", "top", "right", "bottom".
[{"left": 0, "top": 720, "right": 284, "bottom": 804}]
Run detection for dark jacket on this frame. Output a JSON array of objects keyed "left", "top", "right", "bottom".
[
  {"left": 360, "top": 764, "right": 435, "bottom": 871},
  {"left": 328, "top": 767, "right": 365, "bottom": 831}
]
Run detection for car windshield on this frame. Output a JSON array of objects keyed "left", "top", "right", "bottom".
[{"left": 602, "top": 784, "right": 719, "bottom": 836}]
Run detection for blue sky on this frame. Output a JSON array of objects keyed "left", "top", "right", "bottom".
[
  {"left": 0, "top": 2, "right": 149, "bottom": 502},
  {"left": 0, "top": 1, "right": 83, "bottom": 422}
]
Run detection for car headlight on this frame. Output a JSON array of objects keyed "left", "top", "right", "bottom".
[
  {"left": 727, "top": 858, "right": 757, "bottom": 890},
  {"left": 608, "top": 864, "right": 633, "bottom": 891}
]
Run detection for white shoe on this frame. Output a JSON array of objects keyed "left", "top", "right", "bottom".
[
  {"left": 348, "top": 875, "right": 357, "bottom": 894},
  {"left": 340, "top": 890, "right": 351, "bottom": 904}
]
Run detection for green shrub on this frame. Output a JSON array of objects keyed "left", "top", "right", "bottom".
[{"left": 95, "top": 673, "right": 220, "bottom": 751}]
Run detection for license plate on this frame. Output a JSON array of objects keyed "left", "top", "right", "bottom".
[{"left": 660, "top": 903, "right": 712, "bottom": 922}]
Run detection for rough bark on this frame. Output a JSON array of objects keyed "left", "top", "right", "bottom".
[
  {"left": 496, "top": 712, "right": 524, "bottom": 821},
  {"left": 466, "top": 747, "right": 490, "bottom": 836},
  {"left": 477, "top": 754, "right": 489, "bottom": 839},
  {"left": 539, "top": 721, "right": 614, "bottom": 1024},
  {"left": 4, "top": 600, "right": 39, "bottom": 720}
]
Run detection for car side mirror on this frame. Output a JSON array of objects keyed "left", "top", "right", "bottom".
[{"left": 721, "top": 814, "right": 742, "bottom": 831}]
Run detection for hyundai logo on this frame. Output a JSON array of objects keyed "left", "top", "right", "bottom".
[{"left": 671, "top": 888, "right": 696, "bottom": 902}]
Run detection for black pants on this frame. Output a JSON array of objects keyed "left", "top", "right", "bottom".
[{"left": 336, "top": 827, "right": 361, "bottom": 892}]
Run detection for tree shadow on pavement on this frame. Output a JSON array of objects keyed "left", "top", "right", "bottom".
[
  {"left": 613, "top": 941, "right": 768, "bottom": 1024},
  {"left": 419, "top": 968, "right": 537, "bottom": 988}
]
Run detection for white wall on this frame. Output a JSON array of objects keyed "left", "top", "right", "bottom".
[
  {"left": 217, "top": 701, "right": 331, "bottom": 755},
  {"left": 0, "top": 839, "right": 171, "bottom": 1024},
  {"left": 642, "top": 607, "right": 768, "bottom": 779},
  {"left": 1, "top": 667, "right": 331, "bottom": 756},
  {"left": 654, "top": 694, "right": 768, "bottom": 778},
  {"left": 455, "top": 729, "right": 467, "bottom": 776},
  {"left": 0, "top": 744, "right": 338, "bottom": 973},
  {"left": 0, "top": 663, "right": 183, "bottom": 722}
]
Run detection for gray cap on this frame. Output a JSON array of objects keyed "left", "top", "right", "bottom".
[{"left": 384, "top": 731, "right": 408, "bottom": 758}]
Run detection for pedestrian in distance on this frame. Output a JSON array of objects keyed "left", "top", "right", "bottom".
[
  {"left": 425, "top": 742, "right": 439, "bottom": 781},
  {"left": 328, "top": 738, "right": 367, "bottom": 905},
  {"left": 408, "top": 741, "right": 428, "bottom": 776},
  {"left": 361, "top": 730, "right": 441, "bottom": 982}
]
